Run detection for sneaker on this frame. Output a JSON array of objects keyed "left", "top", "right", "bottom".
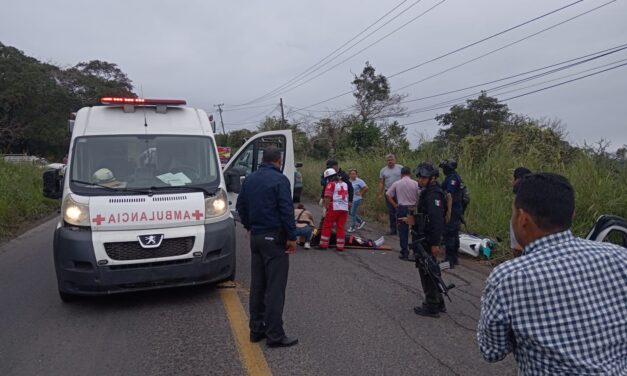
[
  {"left": 347, "top": 227, "right": 355, "bottom": 233},
  {"left": 304, "top": 242, "right": 311, "bottom": 249},
  {"left": 399, "top": 254, "right": 408, "bottom": 260},
  {"left": 407, "top": 254, "right": 416, "bottom": 262},
  {"left": 357, "top": 221, "right": 366, "bottom": 230}
]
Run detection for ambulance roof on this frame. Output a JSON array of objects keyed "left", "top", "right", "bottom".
[{"left": 73, "top": 105, "right": 214, "bottom": 138}]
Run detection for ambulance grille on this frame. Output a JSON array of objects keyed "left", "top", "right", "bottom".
[
  {"left": 152, "top": 195, "right": 188, "bottom": 202},
  {"left": 104, "top": 237, "right": 195, "bottom": 260},
  {"left": 109, "top": 197, "right": 146, "bottom": 204}
]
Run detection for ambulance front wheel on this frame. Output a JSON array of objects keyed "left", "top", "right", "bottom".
[{"left": 225, "top": 258, "right": 236, "bottom": 282}]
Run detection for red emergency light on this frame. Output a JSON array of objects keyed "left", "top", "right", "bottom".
[{"left": 100, "top": 97, "right": 187, "bottom": 105}]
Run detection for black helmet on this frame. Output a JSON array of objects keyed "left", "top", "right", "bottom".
[
  {"left": 326, "top": 159, "right": 338, "bottom": 168},
  {"left": 415, "top": 162, "right": 439, "bottom": 178},
  {"left": 439, "top": 159, "right": 457, "bottom": 170}
]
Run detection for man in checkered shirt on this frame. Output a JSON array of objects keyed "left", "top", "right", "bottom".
[{"left": 478, "top": 173, "right": 627, "bottom": 375}]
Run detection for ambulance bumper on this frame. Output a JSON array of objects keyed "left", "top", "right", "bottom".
[{"left": 53, "top": 219, "right": 236, "bottom": 295}]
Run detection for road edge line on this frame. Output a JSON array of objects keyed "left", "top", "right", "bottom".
[{"left": 220, "top": 287, "right": 273, "bottom": 376}]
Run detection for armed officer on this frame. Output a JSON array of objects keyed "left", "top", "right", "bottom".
[
  {"left": 440, "top": 159, "right": 463, "bottom": 268},
  {"left": 236, "top": 146, "right": 299, "bottom": 348},
  {"left": 413, "top": 162, "right": 446, "bottom": 318}
]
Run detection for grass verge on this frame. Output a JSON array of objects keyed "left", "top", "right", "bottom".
[{"left": 0, "top": 160, "right": 59, "bottom": 241}]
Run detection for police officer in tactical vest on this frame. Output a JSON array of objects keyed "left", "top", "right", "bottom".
[
  {"left": 440, "top": 159, "right": 463, "bottom": 268},
  {"left": 413, "top": 162, "right": 446, "bottom": 318}
]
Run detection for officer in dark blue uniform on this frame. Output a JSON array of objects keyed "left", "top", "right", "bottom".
[
  {"left": 413, "top": 162, "right": 446, "bottom": 317},
  {"left": 440, "top": 159, "right": 463, "bottom": 267},
  {"left": 236, "top": 146, "right": 299, "bottom": 348}
]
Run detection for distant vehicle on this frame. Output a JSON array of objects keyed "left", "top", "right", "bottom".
[
  {"left": 3, "top": 154, "right": 50, "bottom": 167},
  {"left": 293, "top": 163, "right": 303, "bottom": 203}
]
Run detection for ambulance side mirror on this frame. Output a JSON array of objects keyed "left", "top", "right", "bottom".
[
  {"left": 43, "top": 169, "right": 63, "bottom": 199},
  {"left": 225, "top": 167, "right": 245, "bottom": 193}
]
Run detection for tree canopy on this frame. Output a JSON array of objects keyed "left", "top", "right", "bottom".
[{"left": 0, "top": 42, "right": 135, "bottom": 159}]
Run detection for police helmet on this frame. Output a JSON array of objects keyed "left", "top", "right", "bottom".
[
  {"left": 323, "top": 168, "right": 337, "bottom": 179},
  {"left": 439, "top": 159, "right": 457, "bottom": 170},
  {"left": 415, "top": 162, "right": 439, "bottom": 178}
]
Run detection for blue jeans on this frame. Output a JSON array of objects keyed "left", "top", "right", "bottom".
[
  {"left": 295, "top": 226, "right": 312, "bottom": 242},
  {"left": 349, "top": 199, "right": 363, "bottom": 228}
]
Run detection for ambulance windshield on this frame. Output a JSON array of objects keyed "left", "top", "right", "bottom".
[{"left": 69, "top": 135, "right": 220, "bottom": 194}]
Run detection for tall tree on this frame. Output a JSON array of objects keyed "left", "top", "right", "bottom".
[
  {"left": 435, "top": 92, "right": 509, "bottom": 141},
  {"left": 0, "top": 43, "right": 136, "bottom": 159},
  {"left": 352, "top": 62, "right": 406, "bottom": 124}
]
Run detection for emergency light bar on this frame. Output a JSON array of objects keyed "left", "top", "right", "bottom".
[{"left": 100, "top": 97, "right": 187, "bottom": 105}]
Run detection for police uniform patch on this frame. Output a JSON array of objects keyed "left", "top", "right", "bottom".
[
  {"left": 435, "top": 199, "right": 441, "bottom": 207},
  {"left": 451, "top": 180, "right": 457, "bottom": 186}
]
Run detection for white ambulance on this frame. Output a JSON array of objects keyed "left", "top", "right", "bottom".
[{"left": 43, "top": 97, "right": 294, "bottom": 301}]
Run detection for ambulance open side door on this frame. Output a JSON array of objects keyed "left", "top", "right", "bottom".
[{"left": 222, "top": 130, "right": 295, "bottom": 216}]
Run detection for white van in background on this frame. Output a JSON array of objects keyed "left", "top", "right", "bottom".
[{"left": 43, "top": 97, "right": 294, "bottom": 301}]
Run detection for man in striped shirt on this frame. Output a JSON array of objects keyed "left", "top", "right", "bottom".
[{"left": 478, "top": 173, "right": 626, "bottom": 375}]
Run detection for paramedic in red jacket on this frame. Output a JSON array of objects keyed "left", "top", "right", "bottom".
[{"left": 319, "top": 168, "right": 350, "bottom": 251}]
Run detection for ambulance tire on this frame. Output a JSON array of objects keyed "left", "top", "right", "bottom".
[
  {"left": 222, "top": 257, "right": 236, "bottom": 282},
  {"left": 58, "top": 290, "right": 80, "bottom": 303}
]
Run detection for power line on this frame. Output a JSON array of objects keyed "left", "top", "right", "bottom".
[
  {"left": 290, "top": 44, "right": 627, "bottom": 124},
  {"left": 398, "top": 59, "right": 627, "bottom": 127},
  {"left": 401, "top": 45, "right": 627, "bottom": 114},
  {"left": 222, "top": 103, "right": 278, "bottom": 111},
  {"left": 240, "top": 0, "right": 413, "bottom": 105},
  {"left": 228, "top": 104, "right": 279, "bottom": 126},
  {"left": 295, "top": 0, "right": 588, "bottom": 110},
  {"left": 405, "top": 57, "right": 627, "bottom": 115},
  {"left": 500, "top": 61, "right": 627, "bottom": 101},
  {"left": 259, "top": 0, "right": 448, "bottom": 102},
  {"left": 400, "top": 43, "right": 627, "bottom": 105},
  {"left": 394, "top": 0, "right": 617, "bottom": 93}
]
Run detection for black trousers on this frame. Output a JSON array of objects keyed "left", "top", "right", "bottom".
[
  {"left": 417, "top": 243, "right": 445, "bottom": 311},
  {"left": 249, "top": 233, "right": 289, "bottom": 342},
  {"left": 444, "top": 213, "right": 461, "bottom": 265}
]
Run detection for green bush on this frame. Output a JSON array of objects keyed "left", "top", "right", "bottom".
[{"left": 0, "top": 160, "right": 59, "bottom": 240}]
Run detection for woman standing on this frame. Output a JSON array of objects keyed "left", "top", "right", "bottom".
[{"left": 348, "top": 169, "right": 368, "bottom": 233}]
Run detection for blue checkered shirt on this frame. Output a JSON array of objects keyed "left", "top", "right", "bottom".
[{"left": 478, "top": 230, "right": 627, "bottom": 375}]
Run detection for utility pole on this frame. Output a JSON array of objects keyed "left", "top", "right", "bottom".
[
  {"left": 279, "top": 98, "right": 285, "bottom": 127},
  {"left": 214, "top": 103, "right": 225, "bottom": 135}
]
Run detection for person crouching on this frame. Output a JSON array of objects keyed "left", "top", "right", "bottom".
[{"left": 319, "top": 168, "right": 350, "bottom": 251}]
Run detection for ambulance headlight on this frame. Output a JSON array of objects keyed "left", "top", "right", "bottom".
[
  {"left": 205, "top": 188, "right": 228, "bottom": 218},
  {"left": 62, "top": 194, "right": 90, "bottom": 227}
]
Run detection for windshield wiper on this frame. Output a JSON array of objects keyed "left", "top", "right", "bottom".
[
  {"left": 146, "top": 185, "right": 218, "bottom": 196},
  {"left": 70, "top": 179, "right": 120, "bottom": 192}
]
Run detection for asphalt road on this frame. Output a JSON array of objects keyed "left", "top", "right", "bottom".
[{"left": 0, "top": 201, "right": 517, "bottom": 376}]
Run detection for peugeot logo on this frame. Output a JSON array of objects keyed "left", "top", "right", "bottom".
[{"left": 138, "top": 234, "right": 164, "bottom": 249}]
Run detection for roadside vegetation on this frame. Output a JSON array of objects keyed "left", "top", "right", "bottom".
[{"left": 0, "top": 160, "right": 59, "bottom": 240}]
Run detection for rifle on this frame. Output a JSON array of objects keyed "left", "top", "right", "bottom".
[{"left": 410, "top": 229, "right": 455, "bottom": 301}]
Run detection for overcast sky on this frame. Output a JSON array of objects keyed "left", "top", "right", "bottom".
[{"left": 2, "top": 0, "right": 626, "bottom": 149}]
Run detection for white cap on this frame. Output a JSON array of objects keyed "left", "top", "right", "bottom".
[{"left": 323, "top": 168, "right": 337, "bottom": 178}]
